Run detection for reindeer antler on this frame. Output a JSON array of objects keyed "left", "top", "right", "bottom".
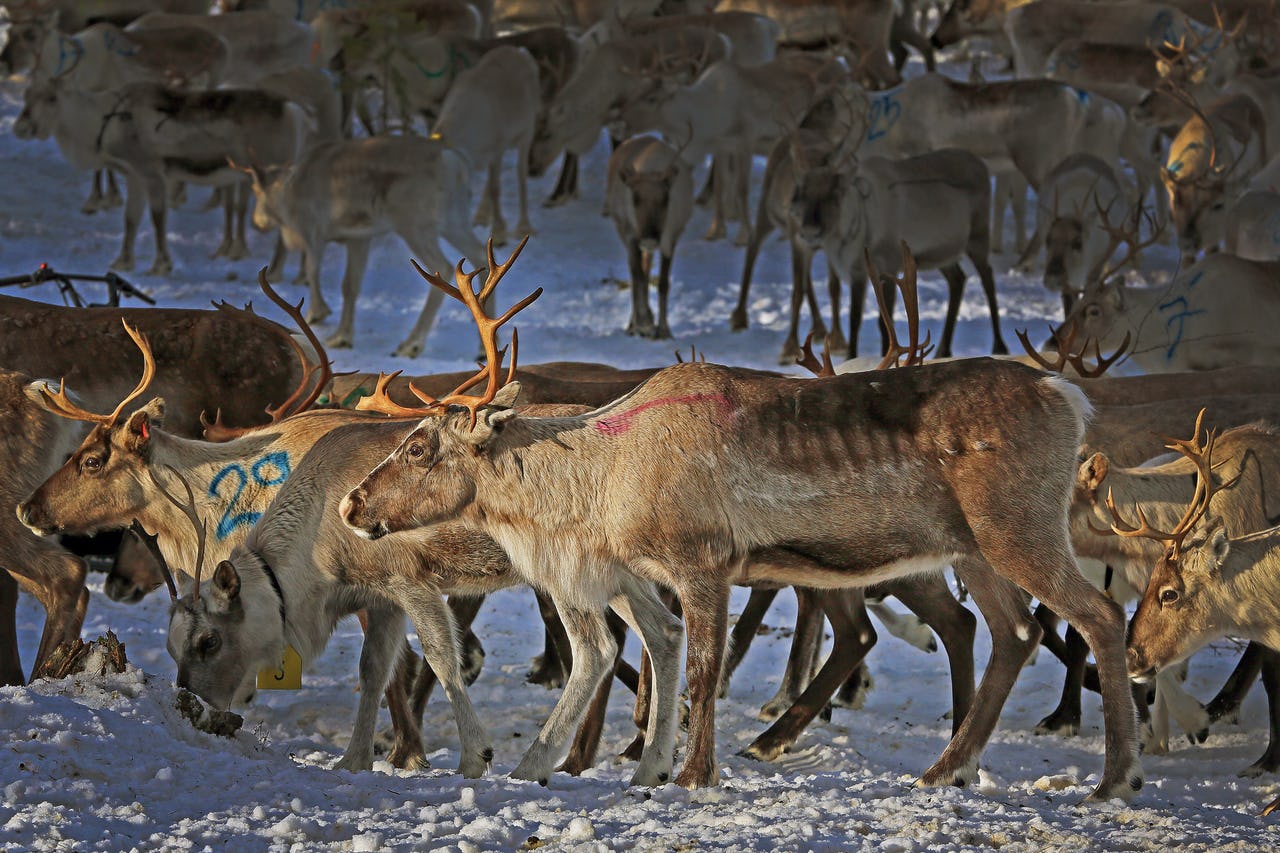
[
  {"left": 148, "top": 465, "right": 208, "bottom": 600},
  {"left": 796, "top": 332, "right": 836, "bottom": 378},
  {"left": 1103, "top": 408, "right": 1242, "bottom": 557},
  {"left": 1016, "top": 323, "right": 1131, "bottom": 377},
  {"left": 1085, "top": 194, "right": 1164, "bottom": 288},
  {"left": 357, "top": 237, "right": 543, "bottom": 428},
  {"left": 201, "top": 268, "right": 334, "bottom": 441},
  {"left": 127, "top": 519, "right": 179, "bottom": 603},
  {"left": 40, "top": 320, "right": 156, "bottom": 428},
  {"left": 868, "top": 242, "right": 933, "bottom": 370}
]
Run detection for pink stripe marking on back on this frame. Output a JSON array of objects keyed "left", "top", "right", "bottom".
[{"left": 593, "top": 393, "right": 733, "bottom": 437}]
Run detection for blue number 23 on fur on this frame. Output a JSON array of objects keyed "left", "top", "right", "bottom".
[{"left": 209, "top": 452, "right": 292, "bottom": 539}]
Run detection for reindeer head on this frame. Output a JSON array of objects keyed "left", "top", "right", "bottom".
[
  {"left": 17, "top": 321, "right": 164, "bottom": 537},
  {"left": 13, "top": 78, "right": 58, "bottom": 141},
  {"left": 1101, "top": 411, "right": 1244, "bottom": 678},
  {"left": 167, "top": 550, "right": 283, "bottom": 711},
  {"left": 340, "top": 239, "right": 540, "bottom": 538}
]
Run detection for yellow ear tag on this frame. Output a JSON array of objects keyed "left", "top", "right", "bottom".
[
  {"left": 257, "top": 645, "right": 302, "bottom": 690},
  {"left": 429, "top": 132, "right": 443, "bottom": 141}
]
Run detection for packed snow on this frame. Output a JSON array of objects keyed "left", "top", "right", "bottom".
[{"left": 2, "top": 61, "right": 1278, "bottom": 851}]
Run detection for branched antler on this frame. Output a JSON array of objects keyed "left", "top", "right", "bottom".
[
  {"left": 39, "top": 320, "right": 156, "bottom": 427},
  {"left": 201, "top": 268, "right": 334, "bottom": 441},
  {"left": 127, "top": 519, "right": 179, "bottom": 602},
  {"left": 148, "top": 465, "right": 208, "bottom": 599},
  {"left": 1102, "top": 408, "right": 1243, "bottom": 557},
  {"left": 796, "top": 332, "right": 836, "bottom": 378},
  {"left": 867, "top": 241, "right": 934, "bottom": 370},
  {"left": 357, "top": 237, "right": 542, "bottom": 428},
  {"left": 1016, "top": 323, "right": 1131, "bottom": 377}
]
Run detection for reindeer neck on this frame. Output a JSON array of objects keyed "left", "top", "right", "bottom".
[
  {"left": 145, "top": 429, "right": 288, "bottom": 570},
  {"left": 1216, "top": 530, "right": 1280, "bottom": 648}
]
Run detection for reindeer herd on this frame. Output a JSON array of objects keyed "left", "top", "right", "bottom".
[{"left": 3, "top": 0, "right": 1280, "bottom": 820}]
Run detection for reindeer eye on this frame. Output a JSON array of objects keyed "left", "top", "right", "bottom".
[
  {"left": 1159, "top": 588, "right": 1180, "bottom": 605},
  {"left": 406, "top": 443, "right": 425, "bottom": 460},
  {"left": 82, "top": 455, "right": 103, "bottom": 473},
  {"left": 198, "top": 634, "right": 221, "bottom": 656}
]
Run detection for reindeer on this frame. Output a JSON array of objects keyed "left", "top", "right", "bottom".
[
  {"left": 1065, "top": 250, "right": 1280, "bottom": 372},
  {"left": 1003, "top": 0, "right": 1214, "bottom": 79},
  {"left": 341, "top": 247, "right": 1142, "bottom": 798},
  {"left": 242, "top": 135, "right": 490, "bottom": 357},
  {"left": 165, "top": 248, "right": 686, "bottom": 785},
  {"left": 604, "top": 135, "right": 694, "bottom": 340},
  {"left": 1066, "top": 418, "right": 1280, "bottom": 771},
  {"left": 1225, "top": 186, "right": 1280, "bottom": 260},
  {"left": 429, "top": 45, "right": 541, "bottom": 247},
  {"left": 798, "top": 147, "right": 1006, "bottom": 360},
  {"left": 617, "top": 52, "right": 847, "bottom": 245},
  {"left": 16, "top": 78, "right": 319, "bottom": 274},
  {"left": 1020, "top": 153, "right": 1133, "bottom": 316},
  {"left": 1110, "top": 415, "right": 1280, "bottom": 813},
  {"left": 1163, "top": 93, "right": 1272, "bottom": 259},
  {"left": 125, "top": 10, "right": 313, "bottom": 87},
  {"left": 527, "top": 24, "right": 729, "bottom": 184}
]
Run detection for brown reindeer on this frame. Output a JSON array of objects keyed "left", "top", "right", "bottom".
[
  {"left": 0, "top": 292, "right": 310, "bottom": 681},
  {"left": 341, "top": 246, "right": 1141, "bottom": 797}
]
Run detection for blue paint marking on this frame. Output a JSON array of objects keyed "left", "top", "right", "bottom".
[
  {"left": 103, "top": 29, "right": 138, "bottom": 59},
  {"left": 866, "top": 92, "right": 902, "bottom": 142},
  {"left": 53, "top": 35, "right": 83, "bottom": 78},
  {"left": 1158, "top": 295, "right": 1207, "bottom": 362},
  {"left": 1073, "top": 88, "right": 1089, "bottom": 104},
  {"left": 208, "top": 451, "right": 292, "bottom": 540}
]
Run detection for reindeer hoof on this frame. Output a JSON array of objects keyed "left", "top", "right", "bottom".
[
  {"left": 729, "top": 309, "right": 749, "bottom": 331},
  {"left": 917, "top": 757, "right": 979, "bottom": 789},
  {"left": 459, "top": 748, "right": 491, "bottom": 779},
  {"left": 226, "top": 243, "right": 251, "bottom": 262},
  {"left": 306, "top": 304, "right": 332, "bottom": 325},
  {"left": 1086, "top": 763, "right": 1144, "bottom": 802},
  {"left": 673, "top": 763, "right": 718, "bottom": 789},
  {"left": 630, "top": 764, "right": 673, "bottom": 787},
  {"left": 392, "top": 340, "right": 422, "bottom": 359},
  {"left": 618, "top": 733, "right": 645, "bottom": 762},
  {"left": 325, "top": 331, "right": 353, "bottom": 350},
  {"left": 146, "top": 257, "right": 173, "bottom": 277},
  {"left": 777, "top": 341, "right": 802, "bottom": 365},
  {"left": 756, "top": 697, "right": 789, "bottom": 722},
  {"left": 702, "top": 223, "right": 726, "bottom": 242},
  {"left": 1034, "top": 710, "right": 1081, "bottom": 737},
  {"left": 333, "top": 751, "right": 374, "bottom": 772},
  {"left": 80, "top": 200, "right": 101, "bottom": 216},
  {"left": 110, "top": 255, "right": 135, "bottom": 272},
  {"left": 387, "top": 743, "right": 429, "bottom": 771},
  {"left": 739, "top": 740, "right": 785, "bottom": 763}
]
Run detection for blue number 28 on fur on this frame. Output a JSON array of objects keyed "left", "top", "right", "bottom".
[{"left": 209, "top": 452, "right": 292, "bottom": 539}]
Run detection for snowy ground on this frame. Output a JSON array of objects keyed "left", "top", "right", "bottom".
[{"left": 2, "top": 63, "right": 1279, "bottom": 851}]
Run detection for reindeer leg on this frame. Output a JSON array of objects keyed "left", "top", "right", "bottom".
[
  {"left": 611, "top": 576, "right": 683, "bottom": 786},
  {"left": 1036, "top": 623, "right": 1088, "bottom": 736},
  {"left": 393, "top": 239, "right": 453, "bottom": 359},
  {"left": 1206, "top": 641, "right": 1264, "bottom": 724},
  {"left": 626, "top": 238, "right": 657, "bottom": 338},
  {"left": 825, "top": 266, "right": 847, "bottom": 355},
  {"left": 228, "top": 181, "right": 251, "bottom": 260},
  {"left": 759, "top": 587, "right": 824, "bottom": 722},
  {"left": 543, "top": 151, "right": 579, "bottom": 207},
  {"left": 744, "top": 589, "right": 874, "bottom": 761},
  {"left": 264, "top": 235, "right": 288, "bottom": 282},
  {"left": 105, "top": 170, "right": 122, "bottom": 209},
  {"left": 394, "top": 587, "right": 492, "bottom": 778},
  {"left": 672, "top": 577, "right": 731, "bottom": 789},
  {"left": 780, "top": 238, "right": 811, "bottom": 365},
  {"left": 1240, "top": 648, "right": 1280, "bottom": 777},
  {"left": 0, "top": 573, "right": 24, "bottom": 686},
  {"left": 82, "top": 170, "right": 105, "bottom": 215},
  {"left": 559, "top": 609, "right": 628, "bottom": 776},
  {"left": 302, "top": 241, "right": 331, "bottom": 325},
  {"left": 917, "top": 560, "right": 1041, "bottom": 790},
  {"left": 880, "top": 573, "right": 976, "bottom": 737},
  {"left": 111, "top": 172, "right": 145, "bottom": 272},
  {"left": 511, "top": 604, "right": 617, "bottom": 785},
  {"left": 485, "top": 159, "right": 509, "bottom": 247},
  {"left": 938, "top": 263, "right": 966, "bottom": 360},
  {"left": 326, "top": 239, "right": 370, "bottom": 350},
  {"left": 529, "top": 588, "right": 571, "bottom": 688},
  {"left": 655, "top": 252, "right": 673, "bottom": 340},
  {"left": 410, "top": 594, "right": 487, "bottom": 721},
  {"left": 333, "top": 602, "right": 407, "bottom": 771},
  {"left": 730, "top": 171, "right": 777, "bottom": 332},
  {"left": 702, "top": 155, "right": 728, "bottom": 242},
  {"left": 972, "top": 256, "right": 1007, "bottom": 354},
  {"left": 384, "top": 644, "right": 428, "bottom": 770},
  {"left": 143, "top": 173, "right": 172, "bottom": 276},
  {"left": 731, "top": 152, "right": 752, "bottom": 248},
  {"left": 848, "top": 264, "right": 869, "bottom": 358},
  {"left": 515, "top": 140, "right": 535, "bottom": 239},
  {"left": 720, "top": 587, "right": 780, "bottom": 697},
  {"left": 212, "top": 186, "right": 234, "bottom": 259}
]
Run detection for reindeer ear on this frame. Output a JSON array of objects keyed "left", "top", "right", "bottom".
[
  {"left": 1206, "top": 524, "right": 1231, "bottom": 575},
  {"left": 212, "top": 560, "right": 241, "bottom": 602},
  {"left": 492, "top": 381, "right": 521, "bottom": 409},
  {"left": 1079, "top": 452, "right": 1109, "bottom": 494},
  {"left": 123, "top": 398, "right": 166, "bottom": 453}
]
